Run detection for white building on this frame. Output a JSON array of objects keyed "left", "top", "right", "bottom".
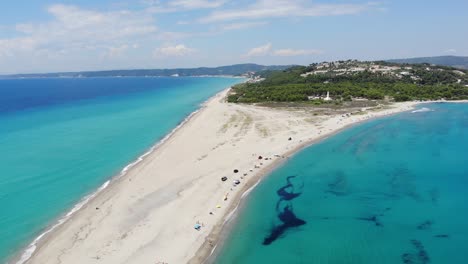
[{"left": 308, "top": 91, "right": 332, "bottom": 101}]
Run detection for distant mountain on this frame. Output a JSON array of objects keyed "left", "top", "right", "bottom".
[
  {"left": 1, "top": 64, "right": 293, "bottom": 78},
  {"left": 387, "top": 56, "right": 468, "bottom": 70}
]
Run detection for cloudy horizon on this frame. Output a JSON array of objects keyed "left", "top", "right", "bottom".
[{"left": 0, "top": 0, "right": 467, "bottom": 74}]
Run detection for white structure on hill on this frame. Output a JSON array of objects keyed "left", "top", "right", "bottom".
[{"left": 307, "top": 91, "right": 333, "bottom": 101}]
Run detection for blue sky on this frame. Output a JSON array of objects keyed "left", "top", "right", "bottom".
[{"left": 0, "top": 0, "right": 467, "bottom": 74}]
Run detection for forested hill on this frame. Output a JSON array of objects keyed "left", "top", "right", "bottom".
[
  {"left": 1, "top": 64, "right": 292, "bottom": 78},
  {"left": 228, "top": 60, "right": 468, "bottom": 103},
  {"left": 387, "top": 56, "right": 468, "bottom": 70}
]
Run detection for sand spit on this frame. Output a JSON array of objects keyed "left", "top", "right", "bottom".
[{"left": 21, "top": 89, "right": 422, "bottom": 264}]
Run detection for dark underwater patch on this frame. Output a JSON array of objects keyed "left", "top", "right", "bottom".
[
  {"left": 325, "top": 171, "right": 350, "bottom": 196},
  {"left": 388, "top": 165, "right": 422, "bottom": 201},
  {"left": 356, "top": 215, "right": 383, "bottom": 227},
  {"left": 401, "top": 239, "right": 430, "bottom": 264},
  {"left": 263, "top": 205, "right": 306, "bottom": 245},
  {"left": 276, "top": 176, "right": 303, "bottom": 202},
  {"left": 263, "top": 176, "right": 306, "bottom": 245},
  {"left": 417, "top": 220, "right": 433, "bottom": 230}
]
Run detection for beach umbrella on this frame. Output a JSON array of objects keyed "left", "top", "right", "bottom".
[{"left": 233, "top": 169, "right": 239, "bottom": 173}]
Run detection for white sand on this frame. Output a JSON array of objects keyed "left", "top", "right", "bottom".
[{"left": 21, "top": 89, "right": 420, "bottom": 264}]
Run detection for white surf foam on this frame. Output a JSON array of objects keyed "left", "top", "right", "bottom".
[{"left": 411, "top": 107, "right": 433, "bottom": 113}]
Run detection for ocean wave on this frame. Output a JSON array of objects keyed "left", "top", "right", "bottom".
[
  {"left": 12, "top": 89, "right": 220, "bottom": 264},
  {"left": 411, "top": 107, "right": 433, "bottom": 113}
]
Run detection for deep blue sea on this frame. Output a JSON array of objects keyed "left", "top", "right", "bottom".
[
  {"left": 0, "top": 77, "right": 242, "bottom": 263},
  {"left": 215, "top": 103, "right": 468, "bottom": 264}
]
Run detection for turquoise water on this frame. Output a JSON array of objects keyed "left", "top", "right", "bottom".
[
  {"left": 0, "top": 77, "right": 241, "bottom": 263},
  {"left": 215, "top": 103, "right": 468, "bottom": 264}
]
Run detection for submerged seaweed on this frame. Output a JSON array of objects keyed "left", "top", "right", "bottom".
[
  {"left": 388, "top": 165, "right": 422, "bottom": 201},
  {"left": 356, "top": 215, "right": 383, "bottom": 227},
  {"left": 263, "top": 176, "right": 306, "bottom": 245},
  {"left": 263, "top": 205, "right": 306, "bottom": 245},
  {"left": 276, "top": 176, "right": 303, "bottom": 203},
  {"left": 417, "top": 220, "right": 433, "bottom": 230},
  {"left": 401, "top": 239, "right": 430, "bottom": 264},
  {"left": 326, "top": 171, "right": 350, "bottom": 196}
]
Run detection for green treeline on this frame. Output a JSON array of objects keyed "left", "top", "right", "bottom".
[{"left": 228, "top": 63, "right": 468, "bottom": 103}]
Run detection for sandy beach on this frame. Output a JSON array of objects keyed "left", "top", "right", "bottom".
[{"left": 20, "top": 88, "right": 421, "bottom": 264}]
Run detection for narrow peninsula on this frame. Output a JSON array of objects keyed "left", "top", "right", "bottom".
[{"left": 20, "top": 61, "right": 468, "bottom": 264}]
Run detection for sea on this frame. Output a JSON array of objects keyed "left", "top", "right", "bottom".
[
  {"left": 215, "top": 103, "right": 468, "bottom": 264},
  {"left": 0, "top": 76, "right": 242, "bottom": 263}
]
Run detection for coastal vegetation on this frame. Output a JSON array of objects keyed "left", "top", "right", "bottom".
[{"left": 227, "top": 60, "right": 468, "bottom": 103}]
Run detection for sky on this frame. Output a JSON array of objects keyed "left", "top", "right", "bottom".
[{"left": 0, "top": 0, "right": 467, "bottom": 74}]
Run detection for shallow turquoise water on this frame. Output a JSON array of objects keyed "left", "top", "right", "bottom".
[
  {"left": 0, "top": 77, "right": 241, "bottom": 263},
  {"left": 215, "top": 103, "right": 468, "bottom": 264}
]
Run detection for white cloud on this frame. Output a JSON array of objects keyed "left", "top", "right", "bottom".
[
  {"left": 200, "top": 0, "right": 377, "bottom": 23},
  {"left": 169, "top": 0, "right": 227, "bottom": 9},
  {"left": 221, "top": 21, "right": 268, "bottom": 31},
  {"left": 0, "top": 37, "right": 37, "bottom": 57},
  {"left": 273, "top": 48, "right": 322, "bottom": 56},
  {"left": 104, "top": 44, "right": 130, "bottom": 59},
  {"left": 444, "top": 49, "right": 457, "bottom": 54},
  {"left": 245, "top": 43, "right": 272, "bottom": 57},
  {"left": 146, "top": 0, "right": 226, "bottom": 13},
  {"left": 153, "top": 44, "right": 195, "bottom": 57},
  {"left": 244, "top": 43, "right": 323, "bottom": 57},
  {"left": 0, "top": 4, "right": 158, "bottom": 60},
  {"left": 157, "top": 31, "right": 192, "bottom": 41}
]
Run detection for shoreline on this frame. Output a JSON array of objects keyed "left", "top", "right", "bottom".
[
  {"left": 199, "top": 101, "right": 468, "bottom": 264},
  {"left": 10, "top": 87, "right": 231, "bottom": 264},
  {"left": 197, "top": 99, "right": 468, "bottom": 264},
  {"left": 17, "top": 92, "right": 456, "bottom": 264},
  {"left": 191, "top": 101, "right": 426, "bottom": 264}
]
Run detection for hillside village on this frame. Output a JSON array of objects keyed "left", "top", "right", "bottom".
[
  {"left": 228, "top": 60, "right": 468, "bottom": 103},
  {"left": 300, "top": 60, "right": 468, "bottom": 86}
]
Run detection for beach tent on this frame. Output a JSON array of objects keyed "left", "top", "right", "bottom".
[{"left": 194, "top": 224, "right": 201, "bottom": 230}]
